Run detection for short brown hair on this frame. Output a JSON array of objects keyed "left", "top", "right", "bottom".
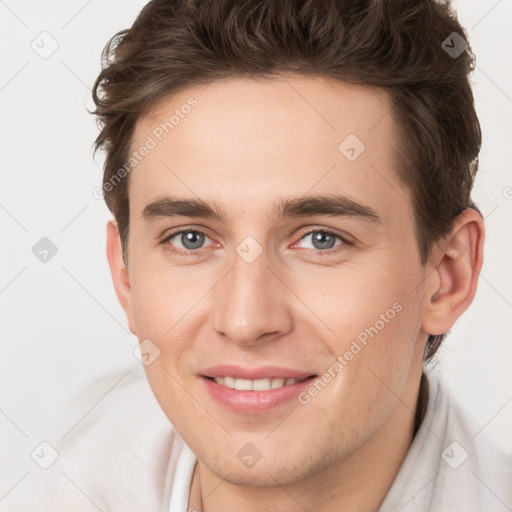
[{"left": 92, "top": 0, "right": 481, "bottom": 360}]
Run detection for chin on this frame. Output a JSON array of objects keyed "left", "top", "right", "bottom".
[
  {"left": 203, "top": 449, "right": 331, "bottom": 488},
  {"left": 213, "top": 464, "right": 300, "bottom": 488}
]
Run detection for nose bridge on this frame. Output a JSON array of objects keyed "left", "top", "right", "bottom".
[{"left": 211, "top": 243, "right": 292, "bottom": 344}]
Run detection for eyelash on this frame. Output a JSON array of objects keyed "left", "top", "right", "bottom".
[
  {"left": 161, "top": 228, "right": 216, "bottom": 256},
  {"left": 291, "top": 227, "right": 351, "bottom": 255},
  {"left": 160, "top": 226, "right": 351, "bottom": 256}
]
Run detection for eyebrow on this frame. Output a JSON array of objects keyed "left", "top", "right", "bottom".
[{"left": 142, "top": 194, "right": 382, "bottom": 224}]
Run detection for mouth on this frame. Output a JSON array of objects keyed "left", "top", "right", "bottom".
[
  {"left": 203, "top": 375, "right": 313, "bottom": 391},
  {"left": 199, "top": 365, "right": 318, "bottom": 414}
]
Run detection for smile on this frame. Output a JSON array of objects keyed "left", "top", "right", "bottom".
[{"left": 209, "top": 376, "right": 309, "bottom": 391}]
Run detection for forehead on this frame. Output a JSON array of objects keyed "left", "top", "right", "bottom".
[
  {"left": 128, "top": 76, "right": 409, "bottom": 225},
  {"left": 135, "top": 76, "right": 393, "bottom": 157}
]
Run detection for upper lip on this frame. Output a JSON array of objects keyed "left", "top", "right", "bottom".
[{"left": 201, "top": 364, "right": 316, "bottom": 380}]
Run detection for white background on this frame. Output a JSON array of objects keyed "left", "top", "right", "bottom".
[{"left": 1, "top": 0, "right": 511, "bottom": 502}]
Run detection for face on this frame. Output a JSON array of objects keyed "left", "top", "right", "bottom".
[{"left": 117, "top": 76, "right": 433, "bottom": 486}]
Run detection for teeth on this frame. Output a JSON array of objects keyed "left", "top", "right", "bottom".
[
  {"left": 271, "top": 378, "right": 285, "bottom": 389},
  {"left": 224, "top": 376, "right": 235, "bottom": 388},
  {"left": 212, "top": 376, "right": 301, "bottom": 390},
  {"left": 253, "top": 378, "right": 272, "bottom": 391},
  {"left": 235, "top": 378, "right": 253, "bottom": 391}
]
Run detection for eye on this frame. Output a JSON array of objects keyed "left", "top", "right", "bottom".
[
  {"left": 163, "top": 229, "right": 213, "bottom": 252},
  {"left": 296, "top": 229, "right": 346, "bottom": 251}
]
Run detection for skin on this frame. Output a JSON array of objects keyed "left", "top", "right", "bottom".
[{"left": 106, "top": 76, "right": 484, "bottom": 512}]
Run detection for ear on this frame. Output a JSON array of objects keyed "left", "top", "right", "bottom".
[
  {"left": 106, "top": 220, "right": 137, "bottom": 336},
  {"left": 422, "top": 208, "right": 485, "bottom": 335}
]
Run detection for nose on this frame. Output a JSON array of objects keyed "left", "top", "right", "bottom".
[{"left": 211, "top": 246, "right": 293, "bottom": 346}]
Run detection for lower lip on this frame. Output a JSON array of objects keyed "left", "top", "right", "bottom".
[{"left": 201, "top": 376, "right": 316, "bottom": 414}]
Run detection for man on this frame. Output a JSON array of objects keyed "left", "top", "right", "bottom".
[{"left": 13, "top": 0, "right": 511, "bottom": 511}]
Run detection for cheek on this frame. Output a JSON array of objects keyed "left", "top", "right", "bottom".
[
  {"left": 292, "top": 257, "right": 425, "bottom": 387},
  {"left": 127, "top": 258, "right": 209, "bottom": 423},
  {"left": 343, "top": 282, "right": 424, "bottom": 408},
  {"left": 128, "top": 250, "right": 209, "bottom": 338},
  {"left": 287, "top": 258, "right": 413, "bottom": 338},
  {"left": 314, "top": 296, "right": 424, "bottom": 443}
]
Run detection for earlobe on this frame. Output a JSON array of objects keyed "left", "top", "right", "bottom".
[
  {"left": 422, "top": 209, "right": 484, "bottom": 335},
  {"left": 106, "top": 220, "right": 137, "bottom": 336}
]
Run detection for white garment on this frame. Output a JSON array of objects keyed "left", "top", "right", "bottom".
[
  {"left": 5, "top": 367, "right": 511, "bottom": 511},
  {"left": 378, "top": 371, "right": 512, "bottom": 512}
]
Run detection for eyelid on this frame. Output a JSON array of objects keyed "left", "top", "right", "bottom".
[
  {"left": 160, "top": 226, "right": 217, "bottom": 252},
  {"left": 292, "top": 226, "right": 355, "bottom": 247},
  {"left": 160, "top": 225, "right": 354, "bottom": 255},
  {"left": 160, "top": 225, "right": 213, "bottom": 242}
]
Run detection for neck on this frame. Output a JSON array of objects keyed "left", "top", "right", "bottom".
[{"left": 189, "top": 370, "right": 427, "bottom": 512}]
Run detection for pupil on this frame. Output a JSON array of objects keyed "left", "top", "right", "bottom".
[
  {"left": 182, "top": 231, "right": 205, "bottom": 250},
  {"left": 313, "top": 231, "right": 335, "bottom": 250}
]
